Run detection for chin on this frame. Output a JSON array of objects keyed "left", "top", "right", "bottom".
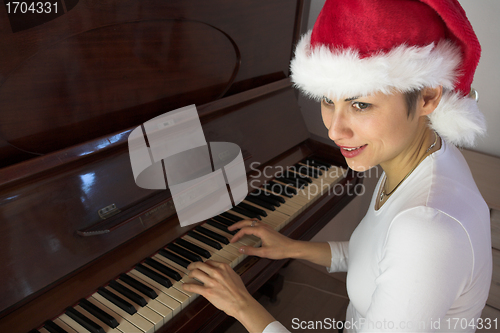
[{"left": 345, "top": 159, "right": 376, "bottom": 173}]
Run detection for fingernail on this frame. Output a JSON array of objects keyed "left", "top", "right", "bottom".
[{"left": 239, "top": 247, "right": 245, "bottom": 254}]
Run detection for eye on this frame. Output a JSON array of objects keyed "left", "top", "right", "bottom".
[
  {"left": 322, "top": 96, "right": 334, "bottom": 106},
  {"left": 352, "top": 101, "right": 371, "bottom": 110}
]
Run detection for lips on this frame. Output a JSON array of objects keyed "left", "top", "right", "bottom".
[{"left": 338, "top": 144, "right": 367, "bottom": 158}]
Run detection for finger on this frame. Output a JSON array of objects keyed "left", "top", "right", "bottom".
[
  {"left": 237, "top": 245, "right": 267, "bottom": 257},
  {"left": 187, "top": 261, "right": 218, "bottom": 276},
  {"left": 204, "top": 259, "right": 226, "bottom": 269},
  {"left": 182, "top": 281, "right": 206, "bottom": 294},
  {"left": 230, "top": 226, "right": 262, "bottom": 243},
  {"left": 228, "top": 219, "right": 256, "bottom": 231},
  {"left": 188, "top": 267, "right": 212, "bottom": 284}
]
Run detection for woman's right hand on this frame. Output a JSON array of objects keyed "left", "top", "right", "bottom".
[{"left": 228, "top": 219, "right": 297, "bottom": 260}]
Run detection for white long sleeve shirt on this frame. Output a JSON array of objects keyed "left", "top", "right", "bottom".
[{"left": 263, "top": 140, "right": 492, "bottom": 332}]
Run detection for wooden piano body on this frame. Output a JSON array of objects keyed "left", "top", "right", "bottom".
[{"left": 0, "top": 1, "right": 362, "bottom": 332}]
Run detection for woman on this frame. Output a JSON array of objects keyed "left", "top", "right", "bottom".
[{"left": 183, "top": 0, "right": 492, "bottom": 332}]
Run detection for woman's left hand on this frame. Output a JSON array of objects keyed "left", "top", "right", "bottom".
[
  {"left": 182, "top": 260, "right": 249, "bottom": 317},
  {"left": 182, "top": 260, "right": 275, "bottom": 332}
]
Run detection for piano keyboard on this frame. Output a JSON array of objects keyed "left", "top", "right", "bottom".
[{"left": 30, "top": 159, "right": 345, "bottom": 333}]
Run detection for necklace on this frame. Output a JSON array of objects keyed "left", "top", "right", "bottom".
[{"left": 379, "top": 131, "right": 438, "bottom": 202}]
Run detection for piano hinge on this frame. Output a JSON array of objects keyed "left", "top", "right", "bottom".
[{"left": 98, "top": 203, "right": 121, "bottom": 220}]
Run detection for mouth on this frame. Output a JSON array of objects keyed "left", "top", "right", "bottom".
[
  {"left": 340, "top": 144, "right": 366, "bottom": 151},
  {"left": 338, "top": 144, "right": 368, "bottom": 158}
]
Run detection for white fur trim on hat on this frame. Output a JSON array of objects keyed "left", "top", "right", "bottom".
[
  {"left": 290, "top": 31, "right": 486, "bottom": 147},
  {"left": 290, "top": 31, "right": 461, "bottom": 100},
  {"left": 429, "top": 90, "right": 486, "bottom": 148}
]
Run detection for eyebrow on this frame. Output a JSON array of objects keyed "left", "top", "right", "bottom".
[{"left": 344, "top": 96, "right": 360, "bottom": 102}]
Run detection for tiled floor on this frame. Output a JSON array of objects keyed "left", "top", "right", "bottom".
[{"left": 224, "top": 260, "right": 349, "bottom": 332}]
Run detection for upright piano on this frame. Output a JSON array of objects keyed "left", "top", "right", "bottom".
[{"left": 0, "top": 1, "right": 362, "bottom": 332}]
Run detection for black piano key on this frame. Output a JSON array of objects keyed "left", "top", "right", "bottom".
[
  {"left": 269, "top": 180, "right": 297, "bottom": 196},
  {"left": 212, "top": 215, "right": 236, "bottom": 227},
  {"left": 144, "top": 257, "right": 182, "bottom": 281},
  {"left": 293, "top": 163, "right": 321, "bottom": 177},
  {"left": 119, "top": 273, "right": 158, "bottom": 299},
  {"left": 158, "top": 248, "right": 191, "bottom": 269},
  {"left": 281, "top": 174, "right": 310, "bottom": 187},
  {"left": 305, "top": 157, "right": 332, "bottom": 168},
  {"left": 108, "top": 280, "right": 147, "bottom": 307},
  {"left": 236, "top": 201, "right": 268, "bottom": 216},
  {"left": 254, "top": 191, "right": 286, "bottom": 204},
  {"left": 220, "top": 212, "right": 244, "bottom": 222},
  {"left": 43, "top": 320, "right": 67, "bottom": 333},
  {"left": 275, "top": 180, "right": 297, "bottom": 195},
  {"left": 206, "top": 219, "right": 236, "bottom": 235},
  {"left": 135, "top": 264, "right": 173, "bottom": 288},
  {"left": 244, "top": 195, "right": 276, "bottom": 210},
  {"left": 275, "top": 176, "right": 306, "bottom": 188},
  {"left": 265, "top": 181, "right": 295, "bottom": 197},
  {"left": 97, "top": 287, "right": 137, "bottom": 315},
  {"left": 231, "top": 206, "right": 261, "bottom": 219},
  {"left": 167, "top": 243, "right": 203, "bottom": 262},
  {"left": 290, "top": 176, "right": 309, "bottom": 188},
  {"left": 65, "top": 307, "right": 105, "bottom": 333},
  {"left": 195, "top": 226, "right": 229, "bottom": 244},
  {"left": 285, "top": 170, "right": 313, "bottom": 183},
  {"left": 79, "top": 298, "right": 119, "bottom": 329},
  {"left": 187, "top": 230, "right": 222, "bottom": 250},
  {"left": 175, "top": 238, "right": 211, "bottom": 259}
]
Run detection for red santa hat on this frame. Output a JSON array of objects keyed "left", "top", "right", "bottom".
[{"left": 290, "top": 0, "right": 486, "bottom": 147}]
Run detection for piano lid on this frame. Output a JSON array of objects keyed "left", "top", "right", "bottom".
[{"left": 0, "top": 0, "right": 301, "bottom": 167}]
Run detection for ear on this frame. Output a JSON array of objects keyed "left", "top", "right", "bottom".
[{"left": 418, "top": 86, "right": 443, "bottom": 117}]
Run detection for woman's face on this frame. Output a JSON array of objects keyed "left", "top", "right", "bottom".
[{"left": 321, "top": 91, "right": 422, "bottom": 172}]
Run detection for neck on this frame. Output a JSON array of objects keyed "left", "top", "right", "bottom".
[{"left": 380, "top": 123, "right": 439, "bottom": 194}]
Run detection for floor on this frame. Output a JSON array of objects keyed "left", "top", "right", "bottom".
[{"left": 224, "top": 260, "right": 349, "bottom": 332}]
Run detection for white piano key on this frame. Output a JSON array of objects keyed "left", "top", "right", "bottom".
[
  {"left": 104, "top": 286, "right": 163, "bottom": 331},
  {"left": 193, "top": 225, "right": 245, "bottom": 255},
  {"left": 86, "top": 296, "right": 145, "bottom": 333},
  {"left": 121, "top": 274, "right": 182, "bottom": 316},
  {"left": 143, "top": 257, "right": 198, "bottom": 297},
  {"left": 182, "top": 235, "right": 237, "bottom": 263},
  {"left": 52, "top": 318, "right": 78, "bottom": 333},
  {"left": 92, "top": 293, "right": 154, "bottom": 333},
  {"left": 114, "top": 279, "right": 174, "bottom": 324},
  {"left": 58, "top": 313, "right": 92, "bottom": 333},
  {"left": 73, "top": 304, "right": 122, "bottom": 333},
  {"left": 242, "top": 200, "right": 289, "bottom": 224},
  {"left": 152, "top": 253, "right": 190, "bottom": 276},
  {"left": 129, "top": 270, "right": 190, "bottom": 307},
  {"left": 87, "top": 297, "right": 138, "bottom": 332}
]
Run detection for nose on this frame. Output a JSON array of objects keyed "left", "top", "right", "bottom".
[{"left": 321, "top": 105, "right": 353, "bottom": 142}]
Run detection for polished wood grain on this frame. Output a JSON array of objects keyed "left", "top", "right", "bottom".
[{"left": 0, "top": 0, "right": 299, "bottom": 167}]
